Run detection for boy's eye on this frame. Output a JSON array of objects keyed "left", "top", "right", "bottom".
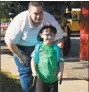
[{"left": 43, "top": 34, "right": 55, "bottom": 37}]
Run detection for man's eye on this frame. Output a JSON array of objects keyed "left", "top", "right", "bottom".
[
  {"left": 34, "top": 13, "right": 38, "bottom": 15},
  {"left": 39, "top": 11, "right": 43, "bottom": 15}
]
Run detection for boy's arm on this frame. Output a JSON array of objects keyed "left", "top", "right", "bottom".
[
  {"left": 31, "top": 58, "right": 37, "bottom": 77},
  {"left": 57, "top": 62, "right": 64, "bottom": 80},
  {"left": 59, "top": 62, "right": 64, "bottom": 78}
]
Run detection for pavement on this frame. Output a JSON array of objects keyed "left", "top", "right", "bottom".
[{"left": 1, "top": 53, "right": 88, "bottom": 92}]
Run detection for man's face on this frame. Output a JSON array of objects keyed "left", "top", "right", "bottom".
[{"left": 29, "top": 6, "right": 43, "bottom": 24}]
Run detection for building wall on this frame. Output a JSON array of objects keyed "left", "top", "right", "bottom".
[{"left": 80, "top": 2, "right": 89, "bottom": 61}]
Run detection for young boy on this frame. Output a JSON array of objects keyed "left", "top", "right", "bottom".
[{"left": 31, "top": 24, "right": 64, "bottom": 92}]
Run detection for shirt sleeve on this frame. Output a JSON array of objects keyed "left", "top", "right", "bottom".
[
  {"left": 4, "top": 14, "right": 23, "bottom": 44},
  {"left": 46, "top": 12, "right": 64, "bottom": 40},
  {"left": 51, "top": 17, "right": 64, "bottom": 40},
  {"left": 31, "top": 50, "right": 38, "bottom": 65},
  {"left": 57, "top": 46, "right": 64, "bottom": 63},
  {"left": 59, "top": 48, "right": 64, "bottom": 62},
  {"left": 59, "top": 57, "right": 64, "bottom": 62},
  {"left": 31, "top": 44, "right": 40, "bottom": 64},
  {"left": 31, "top": 50, "right": 35, "bottom": 60}
]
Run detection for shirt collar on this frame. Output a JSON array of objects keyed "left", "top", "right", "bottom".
[{"left": 27, "top": 12, "right": 34, "bottom": 28}]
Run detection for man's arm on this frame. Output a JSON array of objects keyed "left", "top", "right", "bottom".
[
  {"left": 5, "top": 41, "right": 27, "bottom": 66},
  {"left": 4, "top": 11, "right": 27, "bottom": 65},
  {"left": 55, "top": 38, "right": 64, "bottom": 48},
  {"left": 5, "top": 41, "right": 22, "bottom": 57},
  {"left": 45, "top": 12, "right": 64, "bottom": 48}
]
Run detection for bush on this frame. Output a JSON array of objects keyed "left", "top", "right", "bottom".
[{"left": 1, "top": 18, "right": 10, "bottom": 23}]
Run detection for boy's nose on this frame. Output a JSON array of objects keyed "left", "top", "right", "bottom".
[{"left": 47, "top": 35, "right": 52, "bottom": 39}]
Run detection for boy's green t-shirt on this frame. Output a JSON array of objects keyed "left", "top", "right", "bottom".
[{"left": 36, "top": 43, "right": 59, "bottom": 83}]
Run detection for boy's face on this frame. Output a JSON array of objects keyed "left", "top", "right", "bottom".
[{"left": 40, "top": 28, "right": 56, "bottom": 44}]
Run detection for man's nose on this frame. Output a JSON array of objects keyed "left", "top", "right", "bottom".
[{"left": 37, "top": 14, "right": 40, "bottom": 18}]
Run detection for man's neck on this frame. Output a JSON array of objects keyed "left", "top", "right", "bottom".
[
  {"left": 28, "top": 14, "right": 40, "bottom": 28},
  {"left": 32, "top": 20, "right": 40, "bottom": 27}
]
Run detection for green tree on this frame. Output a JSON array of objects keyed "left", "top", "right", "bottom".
[
  {"left": 0, "top": 1, "right": 25, "bottom": 19},
  {"left": 0, "top": 1, "right": 26, "bottom": 23},
  {"left": 0, "top": 1, "right": 11, "bottom": 19}
]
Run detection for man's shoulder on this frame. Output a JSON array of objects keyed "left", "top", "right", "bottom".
[
  {"left": 19, "top": 10, "right": 28, "bottom": 15},
  {"left": 14, "top": 10, "right": 28, "bottom": 20},
  {"left": 43, "top": 11, "right": 54, "bottom": 19}
]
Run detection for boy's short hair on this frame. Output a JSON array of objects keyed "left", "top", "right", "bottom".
[{"left": 37, "top": 24, "right": 57, "bottom": 41}]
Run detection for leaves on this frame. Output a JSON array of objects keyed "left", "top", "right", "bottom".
[{"left": 0, "top": 1, "right": 25, "bottom": 19}]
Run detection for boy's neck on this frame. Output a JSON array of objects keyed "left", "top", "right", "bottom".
[{"left": 43, "top": 42, "right": 53, "bottom": 46}]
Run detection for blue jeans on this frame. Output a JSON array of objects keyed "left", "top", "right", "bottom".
[{"left": 13, "top": 45, "right": 35, "bottom": 92}]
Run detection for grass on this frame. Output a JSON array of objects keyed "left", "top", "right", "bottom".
[{"left": 0, "top": 70, "right": 22, "bottom": 92}]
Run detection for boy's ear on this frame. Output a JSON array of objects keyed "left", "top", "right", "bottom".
[{"left": 39, "top": 33, "right": 43, "bottom": 38}]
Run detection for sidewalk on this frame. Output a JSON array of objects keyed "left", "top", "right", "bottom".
[
  {"left": 1, "top": 54, "right": 19, "bottom": 76},
  {"left": 1, "top": 54, "right": 88, "bottom": 92},
  {"left": 59, "top": 74, "right": 88, "bottom": 92}
]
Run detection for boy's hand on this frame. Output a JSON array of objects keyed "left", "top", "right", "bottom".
[
  {"left": 57, "top": 72, "right": 63, "bottom": 84},
  {"left": 57, "top": 72, "right": 63, "bottom": 79},
  {"left": 59, "top": 78, "right": 62, "bottom": 84}
]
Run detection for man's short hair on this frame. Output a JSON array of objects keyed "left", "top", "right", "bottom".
[{"left": 28, "top": 1, "right": 44, "bottom": 8}]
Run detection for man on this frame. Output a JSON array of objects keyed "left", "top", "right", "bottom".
[{"left": 5, "top": 2, "right": 64, "bottom": 92}]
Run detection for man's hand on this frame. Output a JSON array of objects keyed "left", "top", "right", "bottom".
[
  {"left": 18, "top": 52, "right": 30, "bottom": 66},
  {"left": 3, "top": 43, "right": 30, "bottom": 66}
]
